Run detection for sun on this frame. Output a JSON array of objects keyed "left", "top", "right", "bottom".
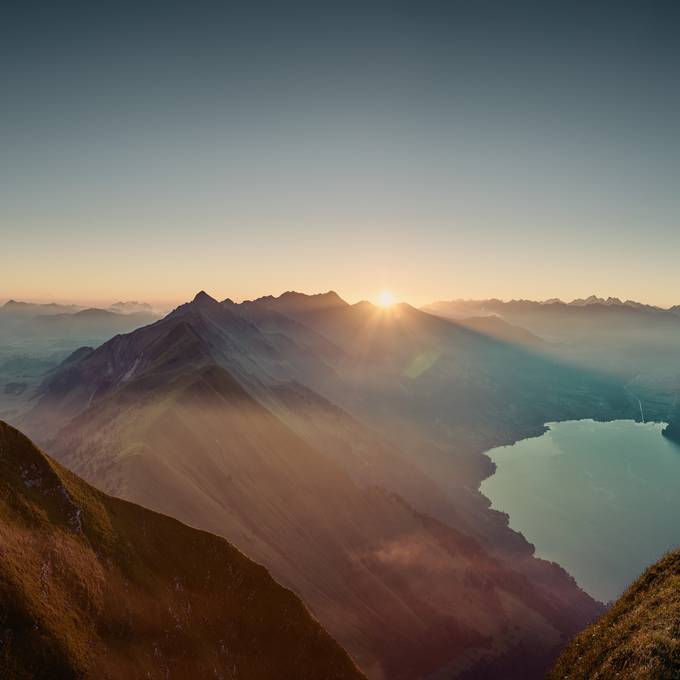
[{"left": 377, "top": 290, "right": 396, "bottom": 308}]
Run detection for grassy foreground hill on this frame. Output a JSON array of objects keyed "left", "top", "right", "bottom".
[
  {"left": 0, "top": 421, "right": 363, "bottom": 680},
  {"left": 550, "top": 549, "right": 680, "bottom": 679}
]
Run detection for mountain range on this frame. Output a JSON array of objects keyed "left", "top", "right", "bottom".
[
  {"left": 422, "top": 296, "right": 680, "bottom": 425},
  {"left": 0, "top": 300, "right": 159, "bottom": 349},
  {"left": 9, "top": 289, "right": 636, "bottom": 678},
  {"left": 424, "top": 295, "right": 677, "bottom": 314}
]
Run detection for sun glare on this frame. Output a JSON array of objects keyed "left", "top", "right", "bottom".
[{"left": 377, "top": 290, "right": 396, "bottom": 308}]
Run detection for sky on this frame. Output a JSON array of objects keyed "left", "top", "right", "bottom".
[{"left": 2, "top": 1, "right": 679, "bottom": 308}]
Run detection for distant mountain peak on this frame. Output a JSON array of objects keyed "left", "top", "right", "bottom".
[
  {"left": 569, "top": 295, "right": 606, "bottom": 306},
  {"left": 191, "top": 290, "right": 218, "bottom": 305},
  {"left": 75, "top": 307, "right": 114, "bottom": 317},
  {"left": 279, "top": 290, "right": 347, "bottom": 305},
  {"left": 249, "top": 290, "right": 349, "bottom": 314}
]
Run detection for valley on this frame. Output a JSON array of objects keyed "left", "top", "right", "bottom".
[{"left": 1, "top": 290, "right": 678, "bottom": 678}]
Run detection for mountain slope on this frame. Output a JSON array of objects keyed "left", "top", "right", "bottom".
[
  {"left": 45, "top": 358, "right": 601, "bottom": 679},
  {"left": 247, "top": 292, "right": 631, "bottom": 456},
  {"left": 420, "top": 297, "right": 680, "bottom": 422},
  {"left": 422, "top": 298, "right": 680, "bottom": 348},
  {"left": 550, "top": 549, "right": 680, "bottom": 679},
  {"left": 0, "top": 420, "right": 363, "bottom": 680}
]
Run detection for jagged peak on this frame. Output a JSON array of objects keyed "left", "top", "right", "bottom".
[
  {"left": 191, "top": 290, "right": 218, "bottom": 305},
  {"left": 245, "top": 290, "right": 348, "bottom": 312},
  {"left": 278, "top": 290, "right": 348, "bottom": 306}
]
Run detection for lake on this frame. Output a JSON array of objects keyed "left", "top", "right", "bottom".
[{"left": 481, "top": 419, "right": 680, "bottom": 603}]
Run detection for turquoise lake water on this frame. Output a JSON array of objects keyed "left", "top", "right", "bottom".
[{"left": 481, "top": 419, "right": 680, "bottom": 602}]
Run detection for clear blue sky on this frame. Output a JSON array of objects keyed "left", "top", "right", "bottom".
[{"left": 2, "top": 1, "right": 679, "bottom": 306}]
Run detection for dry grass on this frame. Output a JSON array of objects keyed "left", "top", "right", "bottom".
[
  {"left": 0, "top": 420, "right": 364, "bottom": 680},
  {"left": 550, "top": 550, "right": 680, "bottom": 679}
]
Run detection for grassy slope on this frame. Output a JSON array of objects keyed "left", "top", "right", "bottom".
[
  {"left": 0, "top": 420, "right": 363, "bottom": 680},
  {"left": 550, "top": 550, "right": 680, "bottom": 679}
]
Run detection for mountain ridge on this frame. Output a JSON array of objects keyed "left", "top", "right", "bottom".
[{"left": 424, "top": 295, "right": 670, "bottom": 311}]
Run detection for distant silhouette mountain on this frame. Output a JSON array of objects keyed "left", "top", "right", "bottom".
[
  {"left": 550, "top": 549, "right": 680, "bottom": 679},
  {"left": 422, "top": 297, "right": 674, "bottom": 322},
  {"left": 420, "top": 297, "right": 680, "bottom": 447},
  {"left": 422, "top": 297, "right": 680, "bottom": 369},
  {"left": 250, "top": 290, "right": 348, "bottom": 315},
  {"left": 18, "top": 290, "right": 615, "bottom": 679},
  {"left": 109, "top": 300, "right": 153, "bottom": 313},
  {"left": 565, "top": 295, "right": 658, "bottom": 308},
  {"left": 1, "top": 300, "right": 84, "bottom": 316},
  {"left": 0, "top": 303, "right": 158, "bottom": 349},
  {"left": 0, "top": 420, "right": 363, "bottom": 680}
]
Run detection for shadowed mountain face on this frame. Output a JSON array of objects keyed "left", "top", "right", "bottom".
[
  {"left": 17, "top": 291, "right": 623, "bottom": 679},
  {"left": 421, "top": 297, "right": 680, "bottom": 426},
  {"left": 550, "top": 549, "right": 680, "bottom": 679},
  {"left": 245, "top": 293, "right": 631, "bottom": 454},
  {"left": 422, "top": 298, "right": 680, "bottom": 345},
  {"left": 0, "top": 421, "right": 363, "bottom": 680},
  {"left": 422, "top": 298, "right": 680, "bottom": 363}
]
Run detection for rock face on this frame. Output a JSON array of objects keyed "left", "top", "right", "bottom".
[
  {"left": 0, "top": 421, "right": 364, "bottom": 680},
  {"left": 550, "top": 549, "right": 680, "bottom": 679}
]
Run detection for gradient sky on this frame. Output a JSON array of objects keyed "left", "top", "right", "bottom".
[{"left": 2, "top": 1, "right": 679, "bottom": 307}]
